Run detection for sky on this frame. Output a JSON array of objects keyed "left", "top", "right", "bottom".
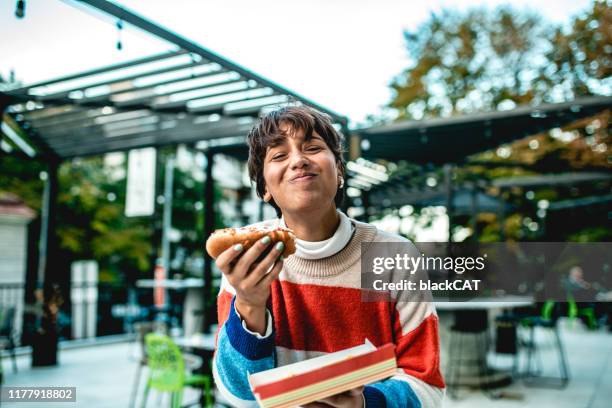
[{"left": 1, "top": 0, "right": 594, "bottom": 126}]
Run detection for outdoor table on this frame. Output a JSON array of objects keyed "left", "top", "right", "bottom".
[
  {"left": 595, "top": 291, "right": 612, "bottom": 302},
  {"left": 136, "top": 278, "right": 204, "bottom": 289},
  {"left": 434, "top": 295, "right": 534, "bottom": 310},
  {"left": 435, "top": 296, "right": 534, "bottom": 390},
  {"left": 136, "top": 279, "right": 205, "bottom": 335},
  {"left": 172, "top": 333, "right": 216, "bottom": 352}
]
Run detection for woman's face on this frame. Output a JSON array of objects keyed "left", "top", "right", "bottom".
[{"left": 262, "top": 122, "right": 339, "bottom": 215}]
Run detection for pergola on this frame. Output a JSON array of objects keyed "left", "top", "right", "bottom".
[
  {"left": 0, "top": 0, "right": 348, "bottom": 330},
  {"left": 354, "top": 96, "right": 611, "bottom": 164},
  {"left": 350, "top": 96, "right": 611, "bottom": 240}
]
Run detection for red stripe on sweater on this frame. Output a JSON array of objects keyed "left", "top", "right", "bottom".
[
  {"left": 271, "top": 281, "right": 395, "bottom": 352},
  {"left": 393, "top": 311, "right": 446, "bottom": 388},
  {"left": 217, "top": 290, "right": 234, "bottom": 329}
]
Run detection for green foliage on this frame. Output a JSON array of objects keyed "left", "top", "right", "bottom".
[
  {"left": 568, "top": 227, "right": 612, "bottom": 242},
  {"left": 390, "top": 2, "right": 611, "bottom": 120},
  {"left": 54, "top": 156, "right": 153, "bottom": 281},
  {"left": 390, "top": 6, "right": 550, "bottom": 119},
  {"left": 544, "top": 0, "right": 612, "bottom": 98},
  {"left": 0, "top": 154, "right": 45, "bottom": 211}
]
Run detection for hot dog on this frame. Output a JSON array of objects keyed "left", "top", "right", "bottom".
[{"left": 205, "top": 225, "right": 296, "bottom": 259}]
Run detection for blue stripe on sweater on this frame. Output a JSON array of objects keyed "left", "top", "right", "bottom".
[
  {"left": 225, "top": 296, "right": 276, "bottom": 360},
  {"left": 215, "top": 323, "right": 275, "bottom": 400},
  {"left": 364, "top": 386, "right": 387, "bottom": 407},
  {"left": 368, "top": 379, "right": 421, "bottom": 408}
]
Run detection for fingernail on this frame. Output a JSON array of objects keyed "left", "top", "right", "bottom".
[
  {"left": 261, "top": 236, "right": 271, "bottom": 245},
  {"left": 233, "top": 244, "right": 243, "bottom": 252},
  {"left": 275, "top": 242, "right": 285, "bottom": 252}
]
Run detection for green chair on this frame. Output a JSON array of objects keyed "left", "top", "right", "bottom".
[
  {"left": 567, "top": 296, "right": 597, "bottom": 330},
  {"left": 141, "top": 334, "right": 213, "bottom": 408}
]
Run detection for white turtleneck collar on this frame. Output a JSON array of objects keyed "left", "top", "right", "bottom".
[{"left": 279, "top": 210, "right": 355, "bottom": 260}]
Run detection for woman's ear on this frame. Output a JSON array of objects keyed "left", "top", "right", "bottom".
[
  {"left": 263, "top": 191, "right": 272, "bottom": 202},
  {"left": 337, "top": 171, "right": 344, "bottom": 189}
]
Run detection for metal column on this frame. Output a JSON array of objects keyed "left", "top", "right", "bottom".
[
  {"left": 39, "top": 159, "right": 59, "bottom": 288},
  {"left": 203, "top": 149, "right": 215, "bottom": 331}
]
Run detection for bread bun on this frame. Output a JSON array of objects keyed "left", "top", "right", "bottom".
[{"left": 206, "top": 225, "right": 296, "bottom": 259}]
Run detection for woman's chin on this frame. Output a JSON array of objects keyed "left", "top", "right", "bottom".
[{"left": 285, "top": 197, "right": 333, "bottom": 212}]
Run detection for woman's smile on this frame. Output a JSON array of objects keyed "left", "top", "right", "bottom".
[{"left": 289, "top": 172, "right": 318, "bottom": 183}]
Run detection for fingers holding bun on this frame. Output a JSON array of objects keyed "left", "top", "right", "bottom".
[{"left": 206, "top": 226, "right": 296, "bottom": 259}]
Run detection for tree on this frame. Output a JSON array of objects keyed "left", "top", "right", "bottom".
[
  {"left": 389, "top": 2, "right": 611, "bottom": 120},
  {"left": 390, "top": 7, "right": 552, "bottom": 120},
  {"left": 55, "top": 156, "right": 153, "bottom": 283},
  {"left": 543, "top": 0, "right": 612, "bottom": 99}
]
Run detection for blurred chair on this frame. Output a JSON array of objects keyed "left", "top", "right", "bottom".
[
  {"left": 519, "top": 301, "right": 570, "bottom": 388},
  {"left": 140, "top": 333, "right": 213, "bottom": 408},
  {"left": 0, "top": 307, "right": 18, "bottom": 373},
  {"left": 446, "top": 310, "right": 490, "bottom": 398},
  {"left": 567, "top": 296, "right": 597, "bottom": 330},
  {"left": 129, "top": 321, "right": 168, "bottom": 408}
]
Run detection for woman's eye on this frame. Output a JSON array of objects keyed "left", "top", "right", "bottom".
[
  {"left": 306, "top": 146, "right": 322, "bottom": 152},
  {"left": 271, "top": 153, "right": 286, "bottom": 160}
]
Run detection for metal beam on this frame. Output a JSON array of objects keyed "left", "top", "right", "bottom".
[
  {"left": 12, "top": 50, "right": 187, "bottom": 91},
  {"left": 75, "top": 0, "right": 348, "bottom": 125},
  {"left": 21, "top": 60, "right": 209, "bottom": 101},
  {"left": 152, "top": 84, "right": 265, "bottom": 111},
  {"left": 38, "top": 112, "right": 169, "bottom": 140},
  {"left": 53, "top": 123, "right": 252, "bottom": 158},
  {"left": 46, "top": 116, "right": 248, "bottom": 148},
  {"left": 223, "top": 95, "right": 290, "bottom": 117},
  {"left": 31, "top": 109, "right": 154, "bottom": 133},
  {"left": 358, "top": 96, "right": 612, "bottom": 136},
  {"left": 23, "top": 67, "right": 228, "bottom": 117},
  {"left": 114, "top": 77, "right": 244, "bottom": 108}
]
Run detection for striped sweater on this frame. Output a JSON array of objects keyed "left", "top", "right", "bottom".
[{"left": 213, "top": 218, "right": 445, "bottom": 407}]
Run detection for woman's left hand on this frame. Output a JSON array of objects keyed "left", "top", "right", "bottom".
[{"left": 301, "top": 387, "right": 364, "bottom": 408}]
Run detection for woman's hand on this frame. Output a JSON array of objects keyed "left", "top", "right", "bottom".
[
  {"left": 302, "top": 387, "right": 365, "bottom": 408},
  {"left": 215, "top": 235, "right": 285, "bottom": 334}
]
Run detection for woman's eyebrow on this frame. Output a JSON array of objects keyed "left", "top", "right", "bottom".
[
  {"left": 308, "top": 134, "right": 324, "bottom": 142},
  {"left": 267, "top": 137, "right": 287, "bottom": 148}
]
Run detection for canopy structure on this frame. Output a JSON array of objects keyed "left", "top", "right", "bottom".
[
  {"left": 355, "top": 96, "right": 611, "bottom": 164},
  {"left": 0, "top": 1, "right": 347, "bottom": 161},
  {"left": 1, "top": 50, "right": 346, "bottom": 160}
]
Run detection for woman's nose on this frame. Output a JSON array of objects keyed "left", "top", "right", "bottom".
[{"left": 289, "top": 152, "right": 309, "bottom": 169}]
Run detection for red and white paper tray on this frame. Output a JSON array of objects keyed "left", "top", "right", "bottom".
[{"left": 248, "top": 340, "right": 397, "bottom": 408}]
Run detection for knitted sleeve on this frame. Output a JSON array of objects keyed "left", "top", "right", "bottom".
[
  {"left": 213, "top": 277, "right": 275, "bottom": 408},
  {"left": 365, "top": 300, "right": 445, "bottom": 408}
]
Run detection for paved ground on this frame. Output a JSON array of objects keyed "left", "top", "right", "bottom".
[
  {"left": 438, "top": 315, "right": 612, "bottom": 408},
  {"left": 1, "top": 316, "right": 611, "bottom": 407}
]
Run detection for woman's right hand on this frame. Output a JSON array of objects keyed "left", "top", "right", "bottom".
[{"left": 215, "top": 235, "right": 285, "bottom": 334}]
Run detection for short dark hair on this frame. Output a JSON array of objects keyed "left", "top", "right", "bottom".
[{"left": 246, "top": 105, "right": 346, "bottom": 217}]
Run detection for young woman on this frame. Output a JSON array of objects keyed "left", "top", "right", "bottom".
[{"left": 213, "top": 106, "right": 444, "bottom": 407}]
